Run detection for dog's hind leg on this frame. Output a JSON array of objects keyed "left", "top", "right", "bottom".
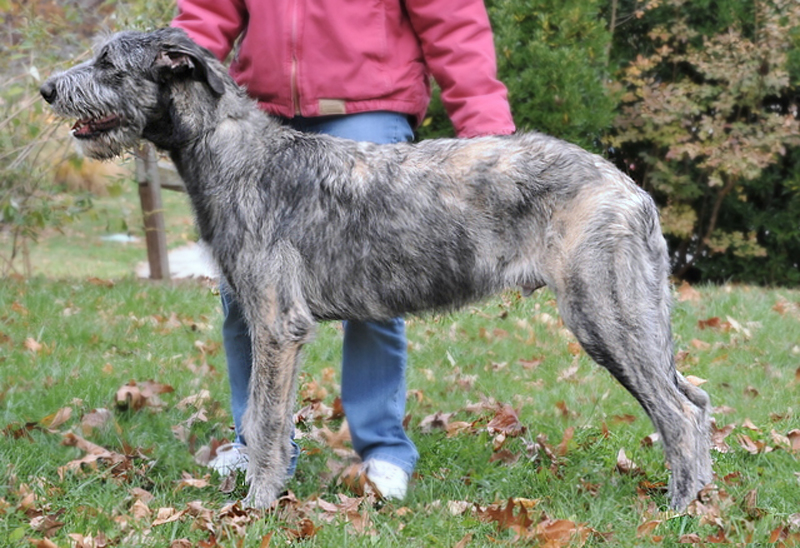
[
  {"left": 237, "top": 279, "right": 315, "bottom": 509},
  {"left": 547, "top": 190, "right": 712, "bottom": 510}
]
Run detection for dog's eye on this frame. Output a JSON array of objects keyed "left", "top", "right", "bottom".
[{"left": 96, "top": 50, "right": 114, "bottom": 69}]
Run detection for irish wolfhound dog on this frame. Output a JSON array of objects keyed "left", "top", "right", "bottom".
[{"left": 41, "top": 28, "right": 712, "bottom": 509}]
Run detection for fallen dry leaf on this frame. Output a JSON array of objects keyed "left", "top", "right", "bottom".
[
  {"left": 58, "top": 432, "right": 131, "bottom": 479},
  {"left": 698, "top": 317, "right": 729, "bottom": 330},
  {"left": 615, "top": 448, "right": 643, "bottom": 476},
  {"left": 152, "top": 507, "right": 186, "bottom": 526},
  {"left": 186, "top": 500, "right": 215, "bottom": 534},
  {"left": 713, "top": 405, "right": 736, "bottom": 415},
  {"left": 641, "top": 432, "right": 660, "bottom": 447},
  {"left": 81, "top": 408, "right": 113, "bottom": 436},
  {"left": 115, "top": 379, "right": 174, "bottom": 411},
  {"left": 722, "top": 471, "right": 741, "bottom": 484},
  {"left": 443, "top": 500, "right": 470, "bottom": 516},
  {"left": 769, "top": 525, "right": 800, "bottom": 544},
  {"left": 294, "top": 400, "right": 334, "bottom": 424},
  {"left": 320, "top": 420, "right": 351, "bottom": 449},
  {"left": 39, "top": 407, "right": 72, "bottom": 430},
  {"left": 530, "top": 519, "right": 591, "bottom": 547},
  {"left": 567, "top": 341, "right": 582, "bottom": 356},
  {"left": 193, "top": 339, "right": 221, "bottom": 356},
  {"left": 477, "top": 498, "right": 533, "bottom": 532},
  {"left": 737, "top": 434, "right": 771, "bottom": 455},
  {"left": 611, "top": 414, "right": 637, "bottom": 424},
  {"left": 492, "top": 432, "right": 507, "bottom": 451},
  {"left": 446, "top": 420, "right": 474, "bottom": 437},
  {"left": 28, "top": 539, "right": 59, "bottom": 548},
  {"left": 131, "top": 487, "right": 155, "bottom": 503},
  {"left": 557, "top": 363, "right": 580, "bottom": 382},
  {"left": 175, "top": 471, "right": 211, "bottom": 490},
  {"left": 706, "top": 527, "right": 728, "bottom": 543},
  {"left": 556, "top": 427, "right": 574, "bottom": 457},
  {"left": 677, "top": 281, "right": 702, "bottom": 302},
  {"left": 115, "top": 382, "right": 145, "bottom": 411},
  {"left": 519, "top": 356, "right": 544, "bottom": 370},
  {"left": 131, "top": 499, "right": 152, "bottom": 521},
  {"left": 176, "top": 390, "right": 211, "bottom": 410},
  {"left": 690, "top": 339, "right": 711, "bottom": 350},
  {"left": 637, "top": 480, "right": 667, "bottom": 497},
  {"left": 742, "top": 418, "right": 760, "bottom": 431},
  {"left": 419, "top": 411, "right": 453, "bottom": 434},
  {"left": 486, "top": 405, "right": 526, "bottom": 437},
  {"left": 725, "top": 315, "right": 751, "bottom": 339},
  {"left": 787, "top": 429, "right": 800, "bottom": 453},
  {"left": 686, "top": 483, "right": 725, "bottom": 526},
  {"left": 555, "top": 400, "right": 577, "bottom": 419},
  {"left": 535, "top": 433, "right": 560, "bottom": 465},
  {"left": 579, "top": 479, "right": 600, "bottom": 496},
  {"left": 286, "top": 518, "right": 320, "bottom": 540},
  {"left": 68, "top": 532, "right": 109, "bottom": 548},
  {"left": 87, "top": 277, "right": 115, "bottom": 287},
  {"left": 337, "top": 463, "right": 368, "bottom": 497},
  {"left": 259, "top": 532, "right": 273, "bottom": 548},
  {"left": 711, "top": 421, "right": 735, "bottom": 453},
  {"left": 489, "top": 449, "right": 520, "bottom": 465},
  {"left": 685, "top": 375, "right": 707, "bottom": 387},
  {"left": 772, "top": 299, "right": 790, "bottom": 315},
  {"left": 24, "top": 338, "right": 43, "bottom": 353},
  {"left": 743, "top": 489, "right": 766, "bottom": 519},
  {"left": 300, "top": 379, "right": 328, "bottom": 402},
  {"left": 464, "top": 397, "right": 500, "bottom": 414},
  {"left": 309, "top": 494, "right": 376, "bottom": 535},
  {"left": 29, "top": 513, "right": 65, "bottom": 537},
  {"left": 61, "top": 432, "right": 110, "bottom": 456}
]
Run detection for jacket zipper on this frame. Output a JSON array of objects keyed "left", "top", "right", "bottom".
[{"left": 290, "top": 0, "right": 300, "bottom": 115}]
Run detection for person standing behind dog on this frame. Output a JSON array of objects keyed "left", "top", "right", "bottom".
[{"left": 171, "top": 0, "right": 515, "bottom": 500}]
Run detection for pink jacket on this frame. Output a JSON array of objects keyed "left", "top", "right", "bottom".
[{"left": 171, "top": 0, "right": 515, "bottom": 138}]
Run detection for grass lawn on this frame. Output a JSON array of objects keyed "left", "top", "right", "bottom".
[
  {"left": 1, "top": 187, "right": 799, "bottom": 546},
  {"left": 19, "top": 176, "right": 197, "bottom": 280}
]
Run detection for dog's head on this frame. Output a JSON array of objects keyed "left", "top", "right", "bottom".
[{"left": 40, "top": 28, "right": 229, "bottom": 159}]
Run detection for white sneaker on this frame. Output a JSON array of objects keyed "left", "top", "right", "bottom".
[
  {"left": 208, "top": 443, "right": 249, "bottom": 475},
  {"left": 364, "top": 459, "right": 409, "bottom": 500}
]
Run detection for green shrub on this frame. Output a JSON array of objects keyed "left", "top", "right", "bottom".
[{"left": 419, "top": 0, "right": 618, "bottom": 151}]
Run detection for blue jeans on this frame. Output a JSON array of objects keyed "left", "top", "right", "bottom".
[{"left": 221, "top": 111, "right": 419, "bottom": 476}]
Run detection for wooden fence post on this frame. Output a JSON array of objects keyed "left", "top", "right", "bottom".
[{"left": 135, "top": 143, "right": 170, "bottom": 280}]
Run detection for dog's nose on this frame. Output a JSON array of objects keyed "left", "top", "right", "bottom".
[{"left": 40, "top": 81, "right": 56, "bottom": 104}]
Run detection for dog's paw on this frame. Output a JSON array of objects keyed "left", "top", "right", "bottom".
[{"left": 242, "top": 485, "right": 278, "bottom": 509}]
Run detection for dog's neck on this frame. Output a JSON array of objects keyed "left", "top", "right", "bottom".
[
  {"left": 167, "top": 101, "right": 287, "bottom": 176},
  {"left": 159, "top": 88, "right": 293, "bottom": 244}
]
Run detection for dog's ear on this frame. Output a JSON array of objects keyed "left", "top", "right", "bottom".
[{"left": 152, "top": 35, "right": 226, "bottom": 97}]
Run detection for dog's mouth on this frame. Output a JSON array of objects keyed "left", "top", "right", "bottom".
[{"left": 71, "top": 114, "right": 123, "bottom": 139}]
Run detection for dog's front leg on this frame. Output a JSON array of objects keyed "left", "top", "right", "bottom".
[{"left": 239, "top": 286, "right": 314, "bottom": 509}]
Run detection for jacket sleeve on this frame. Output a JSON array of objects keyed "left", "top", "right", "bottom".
[
  {"left": 404, "top": 0, "right": 515, "bottom": 138},
  {"left": 171, "top": 0, "right": 248, "bottom": 62}
]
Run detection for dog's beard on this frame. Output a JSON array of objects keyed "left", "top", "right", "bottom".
[
  {"left": 72, "top": 131, "right": 127, "bottom": 160},
  {"left": 69, "top": 122, "right": 144, "bottom": 160}
]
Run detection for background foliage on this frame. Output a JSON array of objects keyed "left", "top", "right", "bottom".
[
  {"left": 607, "top": 0, "right": 800, "bottom": 284},
  {"left": 1, "top": 0, "right": 799, "bottom": 283}
]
